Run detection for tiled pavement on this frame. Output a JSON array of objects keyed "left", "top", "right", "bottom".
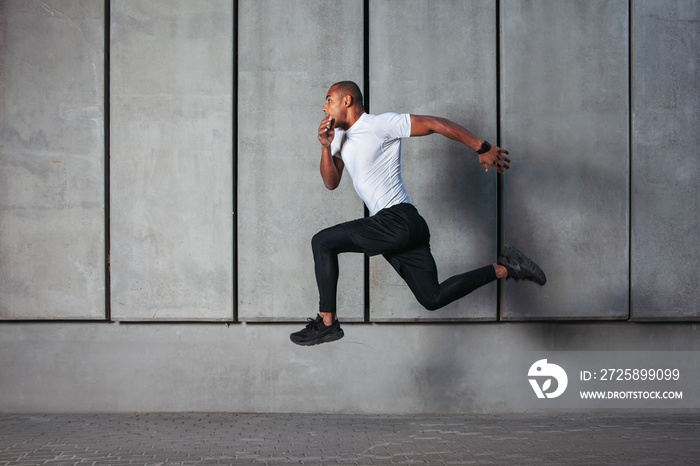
[{"left": 1, "top": 413, "right": 699, "bottom": 465}]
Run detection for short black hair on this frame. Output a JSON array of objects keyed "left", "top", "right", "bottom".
[{"left": 331, "top": 81, "right": 364, "bottom": 109}]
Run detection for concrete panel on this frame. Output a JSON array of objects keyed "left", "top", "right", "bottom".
[
  {"left": 110, "top": 0, "right": 233, "bottom": 320},
  {"left": 369, "top": 0, "right": 498, "bottom": 321},
  {"left": 237, "top": 0, "right": 365, "bottom": 321},
  {"left": 631, "top": 1, "right": 700, "bottom": 320},
  {"left": 501, "top": 0, "right": 629, "bottom": 320},
  {"left": 1, "top": 321, "right": 699, "bottom": 413},
  {"left": 0, "top": 0, "right": 105, "bottom": 319}
]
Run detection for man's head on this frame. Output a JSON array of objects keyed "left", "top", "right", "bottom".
[
  {"left": 330, "top": 81, "right": 364, "bottom": 109},
  {"left": 323, "top": 81, "right": 364, "bottom": 130}
]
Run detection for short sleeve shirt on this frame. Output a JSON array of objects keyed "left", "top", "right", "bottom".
[{"left": 330, "top": 112, "right": 412, "bottom": 216}]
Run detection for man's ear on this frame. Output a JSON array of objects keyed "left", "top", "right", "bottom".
[{"left": 343, "top": 94, "right": 353, "bottom": 108}]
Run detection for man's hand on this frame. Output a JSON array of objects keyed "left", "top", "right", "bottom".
[
  {"left": 318, "top": 115, "right": 335, "bottom": 147},
  {"left": 318, "top": 115, "right": 343, "bottom": 190},
  {"left": 479, "top": 145, "right": 511, "bottom": 174}
]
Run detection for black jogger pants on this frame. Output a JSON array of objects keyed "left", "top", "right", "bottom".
[{"left": 311, "top": 203, "right": 496, "bottom": 314}]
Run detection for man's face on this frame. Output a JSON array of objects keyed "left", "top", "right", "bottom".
[{"left": 322, "top": 86, "right": 344, "bottom": 122}]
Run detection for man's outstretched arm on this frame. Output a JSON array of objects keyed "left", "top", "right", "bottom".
[{"left": 409, "top": 114, "right": 511, "bottom": 174}]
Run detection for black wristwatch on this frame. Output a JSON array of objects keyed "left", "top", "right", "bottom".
[{"left": 477, "top": 140, "right": 491, "bottom": 154}]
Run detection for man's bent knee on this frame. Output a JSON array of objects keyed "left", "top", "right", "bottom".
[
  {"left": 417, "top": 297, "right": 441, "bottom": 312},
  {"left": 311, "top": 231, "right": 323, "bottom": 250}
]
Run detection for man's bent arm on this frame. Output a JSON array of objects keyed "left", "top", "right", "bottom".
[
  {"left": 318, "top": 115, "right": 344, "bottom": 190},
  {"left": 320, "top": 145, "right": 344, "bottom": 190},
  {"left": 409, "top": 114, "right": 511, "bottom": 174}
]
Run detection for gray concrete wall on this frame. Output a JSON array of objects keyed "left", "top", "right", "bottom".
[
  {"left": 631, "top": 0, "right": 700, "bottom": 320},
  {"left": 110, "top": 0, "right": 234, "bottom": 320},
  {"left": 369, "top": 0, "right": 498, "bottom": 321},
  {"left": 1, "top": 322, "right": 699, "bottom": 414},
  {"left": 501, "top": 0, "right": 630, "bottom": 320},
  {"left": 237, "top": 0, "right": 365, "bottom": 321},
  {"left": 0, "top": 0, "right": 105, "bottom": 319},
  {"left": 1, "top": 0, "right": 699, "bottom": 414}
]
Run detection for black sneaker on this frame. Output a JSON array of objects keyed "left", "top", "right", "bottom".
[
  {"left": 498, "top": 245, "right": 547, "bottom": 285},
  {"left": 290, "top": 315, "right": 344, "bottom": 346}
]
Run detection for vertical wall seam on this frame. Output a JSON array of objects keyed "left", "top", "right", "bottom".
[
  {"left": 363, "top": 0, "right": 371, "bottom": 323},
  {"left": 363, "top": 0, "right": 370, "bottom": 114},
  {"left": 496, "top": 0, "right": 503, "bottom": 321},
  {"left": 628, "top": 0, "right": 633, "bottom": 320},
  {"left": 233, "top": 0, "right": 239, "bottom": 323},
  {"left": 104, "top": 0, "right": 112, "bottom": 322}
]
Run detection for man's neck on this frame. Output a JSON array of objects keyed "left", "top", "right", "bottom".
[{"left": 341, "top": 109, "right": 365, "bottom": 130}]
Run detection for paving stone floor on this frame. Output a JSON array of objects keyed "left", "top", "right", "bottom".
[{"left": 0, "top": 413, "right": 699, "bottom": 465}]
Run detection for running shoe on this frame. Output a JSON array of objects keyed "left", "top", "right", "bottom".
[
  {"left": 497, "top": 245, "right": 547, "bottom": 285},
  {"left": 290, "top": 314, "right": 344, "bottom": 346}
]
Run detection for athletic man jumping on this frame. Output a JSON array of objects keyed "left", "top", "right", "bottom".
[{"left": 290, "top": 81, "right": 545, "bottom": 346}]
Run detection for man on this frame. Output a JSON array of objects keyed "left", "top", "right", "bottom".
[{"left": 290, "top": 81, "right": 545, "bottom": 346}]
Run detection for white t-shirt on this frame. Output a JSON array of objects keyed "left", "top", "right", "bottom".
[{"left": 330, "top": 112, "right": 412, "bottom": 216}]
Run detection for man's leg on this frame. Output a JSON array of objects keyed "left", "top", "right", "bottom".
[
  {"left": 290, "top": 220, "right": 369, "bottom": 346},
  {"left": 384, "top": 247, "right": 500, "bottom": 311},
  {"left": 385, "top": 244, "right": 545, "bottom": 311},
  {"left": 311, "top": 205, "right": 426, "bottom": 319},
  {"left": 311, "top": 223, "right": 364, "bottom": 325},
  {"left": 293, "top": 205, "right": 429, "bottom": 345}
]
